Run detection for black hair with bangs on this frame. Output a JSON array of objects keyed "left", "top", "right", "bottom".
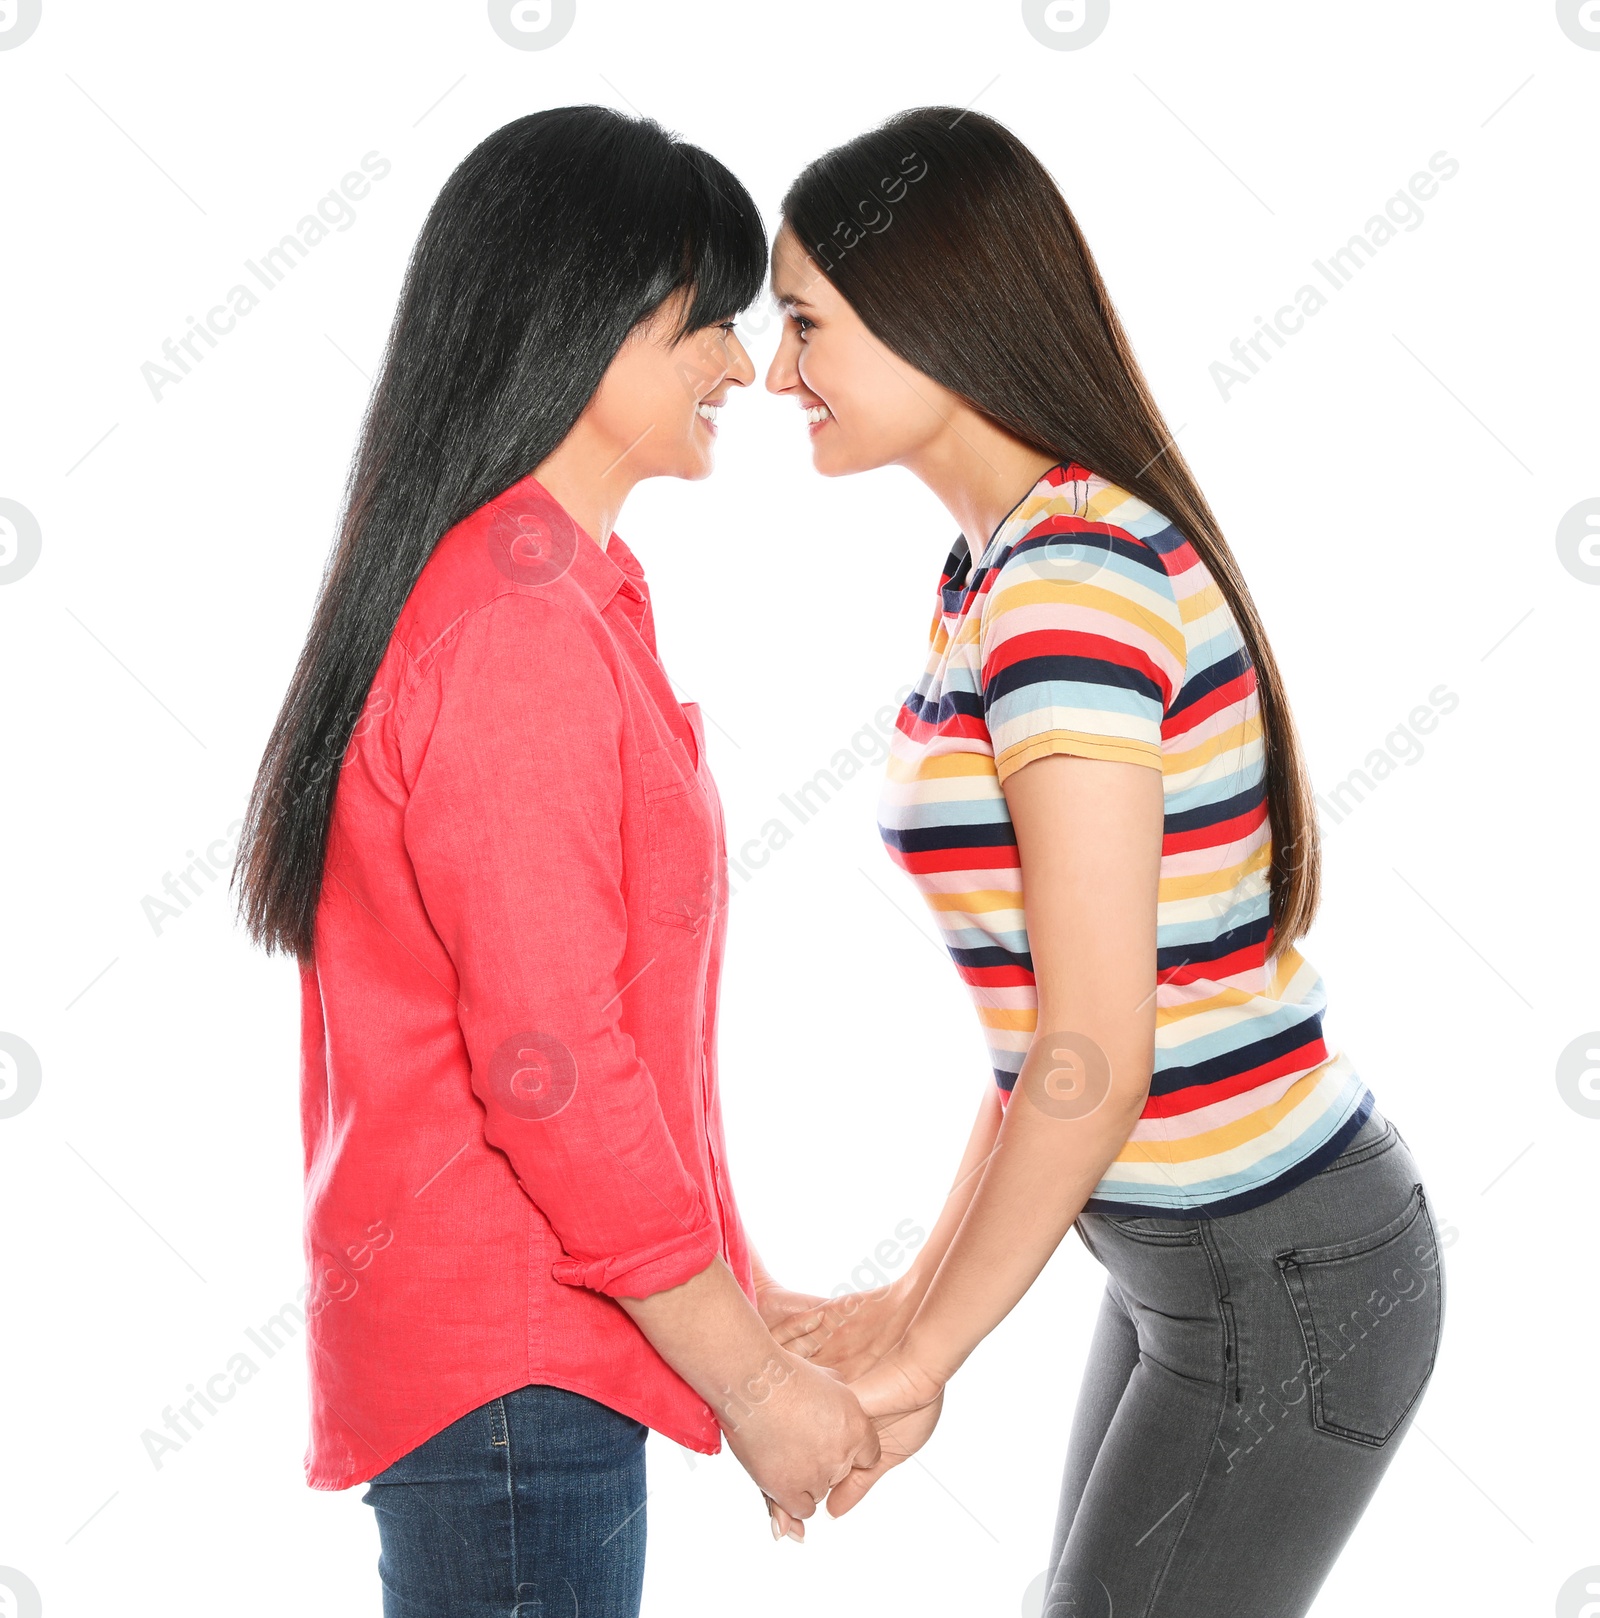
[{"left": 236, "top": 106, "right": 766, "bottom": 959}]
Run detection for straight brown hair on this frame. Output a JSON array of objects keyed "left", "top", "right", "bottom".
[{"left": 783, "top": 107, "right": 1320, "bottom": 960}]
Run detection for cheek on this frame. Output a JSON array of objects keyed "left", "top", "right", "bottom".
[
  {"left": 671, "top": 353, "right": 723, "bottom": 414},
  {"left": 638, "top": 372, "right": 701, "bottom": 439},
  {"left": 804, "top": 345, "right": 913, "bottom": 441},
  {"left": 797, "top": 345, "right": 841, "bottom": 408}
]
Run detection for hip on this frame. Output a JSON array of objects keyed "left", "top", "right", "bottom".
[{"left": 1075, "top": 1106, "right": 1446, "bottom": 1442}]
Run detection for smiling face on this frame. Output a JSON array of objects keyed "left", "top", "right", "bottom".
[
  {"left": 581, "top": 288, "right": 756, "bottom": 483},
  {"left": 764, "top": 224, "right": 968, "bottom": 477}
]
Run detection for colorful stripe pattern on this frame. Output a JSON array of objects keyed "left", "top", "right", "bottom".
[{"left": 878, "top": 463, "right": 1372, "bottom": 1216}]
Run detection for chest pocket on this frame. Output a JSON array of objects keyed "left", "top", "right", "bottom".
[{"left": 638, "top": 737, "right": 716, "bottom": 933}]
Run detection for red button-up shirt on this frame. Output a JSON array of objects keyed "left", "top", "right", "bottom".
[{"left": 297, "top": 472, "right": 753, "bottom": 1489}]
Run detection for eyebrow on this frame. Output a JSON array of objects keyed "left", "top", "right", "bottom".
[{"left": 771, "top": 290, "right": 814, "bottom": 311}]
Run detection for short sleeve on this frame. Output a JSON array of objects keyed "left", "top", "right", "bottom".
[{"left": 977, "top": 523, "right": 1186, "bottom": 783}]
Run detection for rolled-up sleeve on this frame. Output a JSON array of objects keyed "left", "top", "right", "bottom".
[{"left": 403, "top": 593, "right": 719, "bottom": 1299}]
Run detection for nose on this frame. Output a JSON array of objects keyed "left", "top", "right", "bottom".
[
  {"left": 766, "top": 323, "right": 799, "bottom": 396},
  {"left": 723, "top": 328, "right": 756, "bottom": 389}
]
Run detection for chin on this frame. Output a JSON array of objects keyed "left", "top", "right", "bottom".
[
  {"left": 664, "top": 440, "right": 715, "bottom": 481},
  {"left": 812, "top": 444, "right": 869, "bottom": 479}
]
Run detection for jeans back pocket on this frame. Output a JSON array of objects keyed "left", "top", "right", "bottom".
[{"left": 1275, "top": 1182, "right": 1444, "bottom": 1446}]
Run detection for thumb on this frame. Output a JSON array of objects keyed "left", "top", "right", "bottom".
[
  {"left": 855, "top": 1419, "right": 883, "bottom": 1469},
  {"left": 825, "top": 1458, "right": 886, "bottom": 1519}
]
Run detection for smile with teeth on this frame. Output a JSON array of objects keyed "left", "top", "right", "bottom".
[
  {"left": 696, "top": 402, "right": 720, "bottom": 423},
  {"left": 803, "top": 404, "right": 831, "bottom": 425}
]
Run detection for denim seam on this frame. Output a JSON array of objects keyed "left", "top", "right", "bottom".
[
  {"left": 1282, "top": 1181, "right": 1425, "bottom": 1267},
  {"left": 1101, "top": 1220, "right": 1203, "bottom": 1246},
  {"left": 1137, "top": 1224, "right": 1237, "bottom": 1618},
  {"left": 1319, "top": 1121, "right": 1398, "bottom": 1176},
  {"left": 1198, "top": 1222, "right": 1241, "bottom": 1408},
  {"left": 501, "top": 1395, "right": 521, "bottom": 1610}
]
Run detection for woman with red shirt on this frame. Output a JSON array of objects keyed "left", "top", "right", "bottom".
[{"left": 234, "top": 107, "right": 876, "bottom": 1617}]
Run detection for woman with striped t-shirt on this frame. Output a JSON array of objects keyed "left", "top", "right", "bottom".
[{"left": 760, "top": 110, "right": 1445, "bottom": 1615}]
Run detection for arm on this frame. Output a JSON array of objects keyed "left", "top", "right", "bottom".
[
  {"left": 821, "top": 529, "right": 1182, "bottom": 1515},
  {"left": 617, "top": 1256, "right": 878, "bottom": 1531},
  {"left": 406, "top": 597, "right": 721, "bottom": 1299},
  {"left": 904, "top": 750, "right": 1160, "bottom": 1376},
  {"left": 405, "top": 598, "right": 877, "bottom": 1518},
  {"left": 890, "top": 1084, "right": 1006, "bottom": 1309},
  {"left": 830, "top": 748, "right": 1163, "bottom": 1514},
  {"left": 767, "top": 1084, "right": 1003, "bottom": 1373}
]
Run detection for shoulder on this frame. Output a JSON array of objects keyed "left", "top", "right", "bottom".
[
  {"left": 976, "top": 477, "right": 1191, "bottom": 707},
  {"left": 387, "top": 521, "right": 622, "bottom": 753},
  {"left": 1004, "top": 477, "right": 1183, "bottom": 593},
  {"left": 402, "top": 510, "right": 595, "bottom": 645},
  {"left": 981, "top": 474, "right": 1199, "bottom": 643},
  {"left": 391, "top": 590, "right": 622, "bottom": 785}
]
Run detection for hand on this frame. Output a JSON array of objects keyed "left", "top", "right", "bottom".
[
  {"left": 769, "top": 1273, "right": 921, "bottom": 1383},
  {"left": 751, "top": 1274, "right": 831, "bottom": 1334},
  {"left": 825, "top": 1348, "right": 947, "bottom": 1518},
  {"left": 719, "top": 1346, "right": 880, "bottom": 1537},
  {"left": 748, "top": 1267, "right": 853, "bottom": 1541}
]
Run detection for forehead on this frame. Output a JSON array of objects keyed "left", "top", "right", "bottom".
[{"left": 770, "top": 227, "right": 830, "bottom": 303}]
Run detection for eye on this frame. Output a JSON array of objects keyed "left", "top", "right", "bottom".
[
  {"left": 717, "top": 320, "right": 738, "bottom": 335},
  {"left": 790, "top": 313, "right": 815, "bottom": 339}
]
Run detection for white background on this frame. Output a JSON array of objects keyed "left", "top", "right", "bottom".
[{"left": 2, "top": 2, "right": 1596, "bottom": 1614}]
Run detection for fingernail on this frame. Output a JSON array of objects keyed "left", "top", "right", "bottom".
[
  {"left": 786, "top": 1527, "right": 804, "bottom": 1543},
  {"left": 770, "top": 1517, "right": 782, "bottom": 1540}
]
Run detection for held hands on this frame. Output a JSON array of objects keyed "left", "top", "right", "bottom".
[
  {"left": 720, "top": 1344, "right": 881, "bottom": 1535},
  {"left": 827, "top": 1348, "right": 946, "bottom": 1517},
  {"left": 767, "top": 1273, "right": 921, "bottom": 1383},
  {"left": 752, "top": 1273, "right": 948, "bottom": 1536}
]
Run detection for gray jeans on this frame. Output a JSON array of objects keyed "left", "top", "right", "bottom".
[{"left": 1046, "top": 1107, "right": 1444, "bottom": 1617}]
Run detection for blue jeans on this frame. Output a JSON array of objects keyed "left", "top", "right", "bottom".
[
  {"left": 361, "top": 1383, "right": 648, "bottom": 1618},
  {"left": 1046, "top": 1105, "right": 1445, "bottom": 1616}
]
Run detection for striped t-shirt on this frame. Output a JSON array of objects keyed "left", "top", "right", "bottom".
[{"left": 877, "top": 462, "right": 1373, "bottom": 1216}]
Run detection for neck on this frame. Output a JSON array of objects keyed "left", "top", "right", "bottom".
[
  {"left": 531, "top": 429, "right": 640, "bottom": 551},
  {"left": 901, "top": 409, "right": 1057, "bottom": 560}
]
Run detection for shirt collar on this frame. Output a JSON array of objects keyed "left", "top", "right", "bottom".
[
  {"left": 490, "top": 471, "right": 647, "bottom": 611},
  {"left": 954, "top": 460, "right": 1092, "bottom": 585}
]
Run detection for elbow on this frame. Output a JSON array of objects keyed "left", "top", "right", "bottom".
[
  {"left": 1109, "top": 1070, "right": 1152, "bottom": 1129},
  {"left": 1021, "top": 1023, "right": 1151, "bottom": 1127}
]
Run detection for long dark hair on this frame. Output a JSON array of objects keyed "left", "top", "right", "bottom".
[
  {"left": 783, "top": 108, "right": 1321, "bottom": 959},
  {"left": 236, "top": 106, "right": 766, "bottom": 960}
]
